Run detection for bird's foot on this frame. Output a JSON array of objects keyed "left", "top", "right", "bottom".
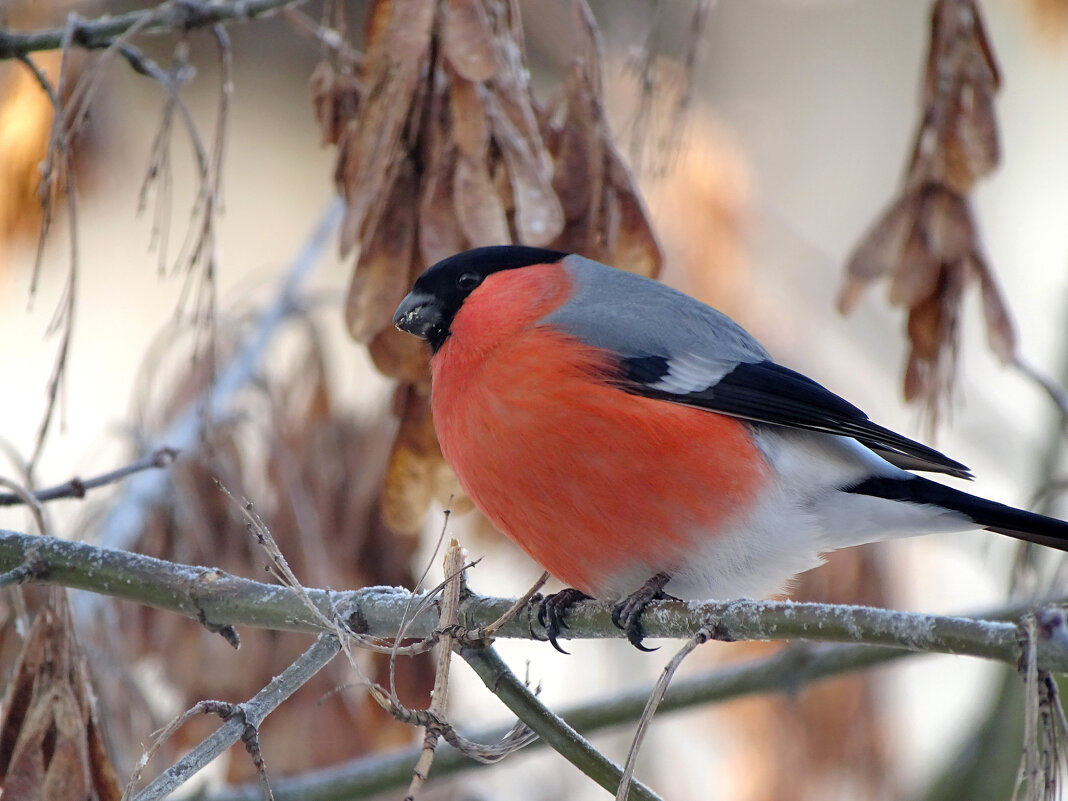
[
  {"left": 611, "top": 572, "right": 678, "bottom": 651},
  {"left": 536, "top": 588, "right": 593, "bottom": 654}
]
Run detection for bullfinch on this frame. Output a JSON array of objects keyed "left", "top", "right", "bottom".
[{"left": 393, "top": 245, "right": 1068, "bottom": 649}]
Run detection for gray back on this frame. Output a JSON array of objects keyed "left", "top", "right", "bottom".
[{"left": 542, "top": 255, "right": 770, "bottom": 370}]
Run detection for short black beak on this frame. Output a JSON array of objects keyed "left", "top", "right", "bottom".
[{"left": 393, "top": 291, "right": 442, "bottom": 341}]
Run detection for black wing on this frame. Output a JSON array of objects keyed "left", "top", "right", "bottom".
[{"left": 620, "top": 356, "right": 972, "bottom": 480}]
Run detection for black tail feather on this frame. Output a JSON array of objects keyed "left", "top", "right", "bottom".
[{"left": 845, "top": 476, "right": 1068, "bottom": 551}]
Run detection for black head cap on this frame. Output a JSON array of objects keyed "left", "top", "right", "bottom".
[{"left": 393, "top": 246, "right": 568, "bottom": 352}]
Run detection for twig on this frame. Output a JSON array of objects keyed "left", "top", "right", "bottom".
[
  {"left": 0, "top": 526, "right": 434, "bottom": 651},
  {"left": 218, "top": 483, "right": 409, "bottom": 663},
  {"left": 389, "top": 507, "right": 454, "bottom": 699},
  {"left": 197, "top": 640, "right": 918, "bottom": 801},
  {"left": 404, "top": 541, "right": 465, "bottom": 800},
  {"left": 128, "top": 633, "right": 340, "bottom": 801},
  {"left": 461, "top": 645, "right": 663, "bottom": 800},
  {"left": 0, "top": 481, "right": 47, "bottom": 632},
  {"left": 617, "top": 626, "right": 712, "bottom": 801},
  {"left": 279, "top": 7, "right": 362, "bottom": 64},
  {"left": 21, "top": 8, "right": 161, "bottom": 471},
  {"left": 473, "top": 570, "right": 550, "bottom": 641},
  {"left": 166, "top": 22, "right": 229, "bottom": 329},
  {"left": 1013, "top": 353, "right": 1068, "bottom": 430},
  {"left": 0, "top": 448, "right": 178, "bottom": 507},
  {"left": 0, "top": 0, "right": 307, "bottom": 58},
  {"left": 0, "top": 480, "right": 48, "bottom": 535},
  {"left": 25, "top": 17, "right": 80, "bottom": 473}
]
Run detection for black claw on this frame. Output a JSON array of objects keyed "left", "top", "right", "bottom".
[
  {"left": 611, "top": 572, "right": 676, "bottom": 651},
  {"left": 536, "top": 588, "right": 593, "bottom": 654}
]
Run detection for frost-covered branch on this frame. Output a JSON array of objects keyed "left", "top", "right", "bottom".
[
  {"left": 0, "top": 0, "right": 305, "bottom": 59},
  {"left": 1, "top": 527, "right": 1066, "bottom": 671}
]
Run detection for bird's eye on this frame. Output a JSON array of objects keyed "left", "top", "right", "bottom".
[{"left": 456, "top": 271, "right": 482, "bottom": 290}]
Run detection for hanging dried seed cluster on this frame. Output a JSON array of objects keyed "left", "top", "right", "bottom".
[
  {"left": 0, "top": 596, "right": 122, "bottom": 801},
  {"left": 839, "top": 0, "right": 1015, "bottom": 426},
  {"left": 314, "top": 0, "right": 662, "bottom": 533}
]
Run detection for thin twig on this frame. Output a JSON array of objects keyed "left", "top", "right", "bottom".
[
  {"left": 404, "top": 541, "right": 465, "bottom": 800},
  {"left": 26, "top": 16, "right": 80, "bottom": 473},
  {"left": 0, "top": 481, "right": 48, "bottom": 633},
  {"left": 0, "top": 0, "right": 307, "bottom": 58},
  {"left": 390, "top": 507, "right": 453, "bottom": 704},
  {"left": 0, "top": 448, "right": 178, "bottom": 507},
  {"left": 219, "top": 483, "right": 409, "bottom": 663},
  {"left": 461, "top": 645, "right": 663, "bottom": 801},
  {"left": 1014, "top": 611, "right": 1068, "bottom": 801},
  {"left": 1013, "top": 353, "right": 1068, "bottom": 430},
  {"left": 475, "top": 570, "right": 550, "bottom": 640},
  {"left": 280, "top": 7, "right": 362, "bottom": 64},
  {"left": 617, "top": 626, "right": 711, "bottom": 801},
  {"left": 21, "top": 6, "right": 161, "bottom": 470},
  {"left": 0, "top": 480, "right": 48, "bottom": 535},
  {"left": 128, "top": 633, "right": 340, "bottom": 801},
  {"left": 159, "top": 641, "right": 919, "bottom": 801}
]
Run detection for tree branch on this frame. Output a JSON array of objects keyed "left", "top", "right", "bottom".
[
  {"left": 0, "top": 0, "right": 306, "bottom": 59},
  {"left": 2, "top": 527, "right": 1067, "bottom": 671},
  {"left": 0, "top": 448, "right": 178, "bottom": 507},
  {"left": 128, "top": 633, "right": 340, "bottom": 801},
  {"left": 198, "top": 640, "right": 919, "bottom": 801},
  {"left": 460, "top": 645, "right": 662, "bottom": 801}
]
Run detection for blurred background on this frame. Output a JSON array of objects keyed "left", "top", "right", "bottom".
[{"left": 1, "top": 1, "right": 1067, "bottom": 799}]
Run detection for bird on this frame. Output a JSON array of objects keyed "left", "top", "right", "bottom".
[{"left": 392, "top": 245, "right": 1068, "bottom": 650}]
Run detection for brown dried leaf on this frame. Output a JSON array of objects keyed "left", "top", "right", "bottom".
[
  {"left": 975, "top": 256, "right": 1018, "bottom": 363},
  {"left": 491, "top": 155, "right": 514, "bottom": 215},
  {"left": 839, "top": 195, "right": 915, "bottom": 313},
  {"left": 550, "top": 65, "right": 602, "bottom": 226},
  {"left": 478, "top": 4, "right": 565, "bottom": 247},
  {"left": 903, "top": 351, "right": 927, "bottom": 404},
  {"left": 912, "top": 0, "right": 1000, "bottom": 192},
  {"left": 418, "top": 145, "right": 466, "bottom": 265},
  {"left": 903, "top": 261, "right": 966, "bottom": 415},
  {"left": 455, "top": 154, "right": 510, "bottom": 246},
  {"left": 364, "top": 0, "right": 396, "bottom": 54},
  {"left": 603, "top": 147, "right": 662, "bottom": 278},
  {"left": 442, "top": 0, "right": 502, "bottom": 83},
  {"left": 942, "top": 87, "right": 999, "bottom": 193},
  {"left": 382, "top": 386, "right": 445, "bottom": 534},
  {"left": 0, "top": 597, "right": 121, "bottom": 801},
  {"left": 541, "top": 54, "right": 662, "bottom": 277},
  {"left": 887, "top": 185, "right": 975, "bottom": 309},
  {"left": 309, "top": 61, "right": 362, "bottom": 147},
  {"left": 369, "top": 325, "right": 431, "bottom": 387},
  {"left": 485, "top": 92, "right": 564, "bottom": 246},
  {"left": 922, "top": 187, "right": 974, "bottom": 264},
  {"left": 344, "top": 160, "right": 418, "bottom": 343},
  {"left": 889, "top": 222, "right": 940, "bottom": 309},
  {"left": 906, "top": 287, "right": 946, "bottom": 363},
  {"left": 335, "top": 0, "right": 435, "bottom": 256},
  {"left": 450, "top": 78, "right": 489, "bottom": 158},
  {"left": 843, "top": 3, "right": 1005, "bottom": 426}
]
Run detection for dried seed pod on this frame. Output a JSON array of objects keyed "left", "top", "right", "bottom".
[
  {"left": 841, "top": 0, "right": 1014, "bottom": 426},
  {"left": 320, "top": 0, "right": 661, "bottom": 533}
]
